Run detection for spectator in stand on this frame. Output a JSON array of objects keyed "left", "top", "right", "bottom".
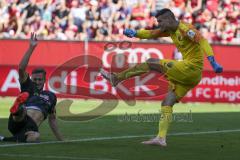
[
  {"left": 22, "top": 0, "right": 40, "bottom": 19},
  {"left": 69, "top": 0, "right": 87, "bottom": 32},
  {"left": 167, "top": 0, "right": 183, "bottom": 18},
  {"left": 53, "top": 0, "right": 69, "bottom": 31},
  {"left": 85, "top": 0, "right": 100, "bottom": 21},
  {"left": 0, "top": 0, "right": 239, "bottom": 44},
  {"left": 99, "top": 0, "right": 114, "bottom": 23}
]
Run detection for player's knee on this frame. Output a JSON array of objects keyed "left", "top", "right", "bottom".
[
  {"left": 12, "top": 109, "right": 27, "bottom": 122},
  {"left": 25, "top": 131, "right": 40, "bottom": 142},
  {"left": 146, "top": 58, "right": 158, "bottom": 65},
  {"left": 12, "top": 115, "right": 25, "bottom": 122},
  {"left": 146, "top": 58, "right": 163, "bottom": 72},
  {"left": 162, "top": 99, "right": 175, "bottom": 106},
  {"left": 162, "top": 92, "right": 177, "bottom": 106}
]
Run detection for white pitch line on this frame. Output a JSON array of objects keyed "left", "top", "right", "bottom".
[
  {"left": 0, "top": 134, "right": 153, "bottom": 148},
  {"left": 1, "top": 129, "right": 240, "bottom": 148},
  {"left": 0, "top": 153, "right": 118, "bottom": 160}
]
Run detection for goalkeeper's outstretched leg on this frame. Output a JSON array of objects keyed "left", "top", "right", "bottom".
[{"left": 100, "top": 58, "right": 164, "bottom": 86}]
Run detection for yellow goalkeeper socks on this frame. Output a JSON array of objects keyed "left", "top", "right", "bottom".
[
  {"left": 158, "top": 106, "right": 173, "bottom": 138},
  {"left": 116, "top": 62, "right": 150, "bottom": 81}
]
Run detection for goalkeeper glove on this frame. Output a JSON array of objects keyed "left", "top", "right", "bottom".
[
  {"left": 207, "top": 56, "right": 223, "bottom": 73},
  {"left": 123, "top": 29, "right": 137, "bottom": 38}
]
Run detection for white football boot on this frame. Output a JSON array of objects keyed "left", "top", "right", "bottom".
[{"left": 142, "top": 137, "right": 167, "bottom": 147}]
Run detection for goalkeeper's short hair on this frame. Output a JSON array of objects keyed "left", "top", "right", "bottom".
[{"left": 154, "top": 8, "right": 175, "bottom": 19}]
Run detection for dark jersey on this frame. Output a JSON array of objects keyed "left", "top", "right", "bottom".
[{"left": 20, "top": 76, "right": 57, "bottom": 119}]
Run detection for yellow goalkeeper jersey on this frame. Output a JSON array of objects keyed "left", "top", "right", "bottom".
[
  {"left": 136, "top": 21, "right": 214, "bottom": 70},
  {"left": 170, "top": 21, "right": 204, "bottom": 69},
  {"left": 136, "top": 21, "right": 215, "bottom": 99}
]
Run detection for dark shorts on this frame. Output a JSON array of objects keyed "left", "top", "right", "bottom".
[{"left": 8, "top": 114, "right": 38, "bottom": 142}]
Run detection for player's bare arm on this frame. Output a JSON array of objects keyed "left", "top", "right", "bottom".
[
  {"left": 19, "top": 32, "right": 38, "bottom": 83},
  {"left": 48, "top": 112, "right": 64, "bottom": 141}
]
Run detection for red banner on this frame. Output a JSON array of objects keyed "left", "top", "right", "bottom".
[
  {"left": 184, "top": 72, "right": 240, "bottom": 103},
  {"left": 0, "top": 40, "right": 239, "bottom": 71},
  {"left": 0, "top": 40, "right": 240, "bottom": 103},
  {"left": 0, "top": 66, "right": 240, "bottom": 103}
]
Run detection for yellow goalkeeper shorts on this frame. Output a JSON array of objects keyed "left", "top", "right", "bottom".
[{"left": 160, "top": 59, "right": 202, "bottom": 100}]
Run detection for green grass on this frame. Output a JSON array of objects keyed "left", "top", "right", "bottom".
[{"left": 0, "top": 97, "right": 240, "bottom": 160}]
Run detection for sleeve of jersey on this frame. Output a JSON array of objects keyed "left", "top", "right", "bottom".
[
  {"left": 179, "top": 23, "right": 214, "bottom": 56},
  {"left": 179, "top": 23, "right": 203, "bottom": 43},
  {"left": 136, "top": 29, "right": 169, "bottom": 39},
  {"left": 199, "top": 38, "right": 214, "bottom": 56}
]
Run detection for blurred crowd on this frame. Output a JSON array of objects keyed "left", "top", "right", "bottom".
[{"left": 0, "top": 0, "right": 239, "bottom": 44}]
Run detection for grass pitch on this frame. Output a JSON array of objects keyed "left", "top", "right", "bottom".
[{"left": 0, "top": 97, "right": 240, "bottom": 160}]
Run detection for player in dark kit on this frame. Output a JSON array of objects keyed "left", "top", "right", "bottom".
[{"left": 0, "top": 33, "right": 63, "bottom": 142}]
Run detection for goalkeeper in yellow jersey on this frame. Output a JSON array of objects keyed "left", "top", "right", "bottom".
[{"left": 100, "top": 8, "right": 223, "bottom": 147}]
